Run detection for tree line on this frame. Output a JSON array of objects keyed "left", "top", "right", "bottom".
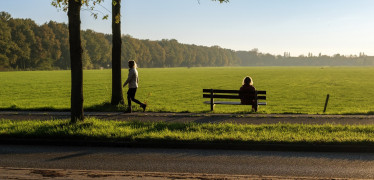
[{"left": 1, "top": 11, "right": 373, "bottom": 71}]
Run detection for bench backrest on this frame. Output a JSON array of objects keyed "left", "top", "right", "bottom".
[{"left": 203, "top": 89, "right": 266, "bottom": 100}]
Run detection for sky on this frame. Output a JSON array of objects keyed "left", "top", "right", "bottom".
[{"left": 1, "top": 0, "right": 374, "bottom": 56}]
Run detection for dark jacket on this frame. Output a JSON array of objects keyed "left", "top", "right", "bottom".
[{"left": 239, "top": 84, "right": 256, "bottom": 105}]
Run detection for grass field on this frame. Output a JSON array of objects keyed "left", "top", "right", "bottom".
[
  {"left": 1, "top": 118, "right": 374, "bottom": 145},
  {"left": 1, "top": 67, "right": 374, "bottom": 114}
]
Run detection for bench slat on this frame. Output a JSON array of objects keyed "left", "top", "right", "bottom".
[
  {"left": 203, "top": 101, "right": 267, "bottom": 105},
  {"left": 203, "top": 94, "right": 240, "bottom": 99},
  {"left": 203, "top": 89, "right": 240, "bottom": 93},
  {"left": 203, "top": 94, "right": 266, "bottom": 100},
  {"left": 203, "top": 89, "right": 266, "bottom": 94},
  {"left": 258, "top": 96, "right": 266, "bottom": 100},
  {"left": 205, "top": 101, "right": 241, "bottom": 105}
]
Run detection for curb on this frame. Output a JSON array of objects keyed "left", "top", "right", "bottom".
[{"left": 1, "top": 138, "right": 374, "bottom": 153}]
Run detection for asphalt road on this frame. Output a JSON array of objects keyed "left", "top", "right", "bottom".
[{"left": 1, "top": 144, "right": 374, "bottom": 179}]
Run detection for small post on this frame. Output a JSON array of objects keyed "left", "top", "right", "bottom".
[
  {"left": 210, "top": 89, "right": 214, "bottom": 111},
  {"left": 323, "top": 94, "right": 330, "bottom": 113}
]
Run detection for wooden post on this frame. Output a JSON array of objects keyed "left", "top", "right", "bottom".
[
  {"left": 210, "top": 89, "right": 214, "bottom": 111},
  {"left": 323, "top": 94, "right": 330, "bottom": 113}
]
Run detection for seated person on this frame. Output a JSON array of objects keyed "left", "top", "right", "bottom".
[{"left": 239, "top": 76, "right": 257, "bottom": 111}]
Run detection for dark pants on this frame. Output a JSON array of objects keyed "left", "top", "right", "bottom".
[{"left": 127, "top": 88, "right": 143, "bottom": 109}]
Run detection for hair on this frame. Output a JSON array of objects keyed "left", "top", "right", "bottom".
[
  {"left": 128, "top": 60, "right": 137, "bottom": 68},
  {"left": 242, "top": 76, "right": 253, "bottom": 86}
]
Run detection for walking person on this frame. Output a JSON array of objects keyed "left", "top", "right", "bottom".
[{"left": 123, "top": 60, "right": 147, "bottom": 113}]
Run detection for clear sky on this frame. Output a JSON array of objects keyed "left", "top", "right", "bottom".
[{"left": 1, "top": 0, "right": 374, "bottom": 56}]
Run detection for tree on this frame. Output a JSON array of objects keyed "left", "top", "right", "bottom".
[
  {"left": 111, "top": 0, "right": 124, "bottom": 105},
  {"left": 0, "top": 12, "right": 13, "bottom": 69},
  {"left": 34, "top": 24, "right": 61, "bottom": 70},
  {"left": 143, "top": 40, "right": 166, "bottom": 67},
  {"left": 67, "top": 0, "right": 84, "bottom": 123},
  {"left": 82, "top": 30, "right": 110, "bottom": 68},
  {"left": 47, "top": 21, "right": 70, "bottom": 69},
  {"left": 121, "top": 35, "right": 137, "bottom": 63},
  {"left": 52, "top": 0, "right": 107, "bottom": 123}
]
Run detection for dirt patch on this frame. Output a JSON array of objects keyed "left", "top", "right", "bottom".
[
  {"left": 86, "top": 173, "right": 113, "bottom": 178},
  {"left": 31, "top": 169, "right": 65, "bottom": 178},
  {"left": 0, "top": 167, "right": 350, "bottom": 180}
]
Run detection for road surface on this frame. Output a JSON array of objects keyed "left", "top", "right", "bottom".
[{"left": 0, "top": 144, "right": 373, "bottom": 179}]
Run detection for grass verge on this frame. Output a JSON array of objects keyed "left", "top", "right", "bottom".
[{"left": 1, "top": 118, "right": 374, "bottom": 146}]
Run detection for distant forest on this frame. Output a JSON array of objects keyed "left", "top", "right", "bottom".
[{"left": 1, "top": 11, "right": 374, "bottom": 70}]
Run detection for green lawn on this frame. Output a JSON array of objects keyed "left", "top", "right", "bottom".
[
  {"left": 1, "top": 67, "right": 374, "bottom": 114},
  {"left": 1, "top": 118, "right": 374, "bottom": 145}
]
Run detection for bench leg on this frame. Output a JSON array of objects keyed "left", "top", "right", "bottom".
[
  {"left": 210, "top": 89, "right": 214, "bottom": 111},
  {"left": 210, "top": 99, "right": 214, "bottom": 111},
  {"left": 252, "top": 102, "right": 258, "bottom": 112},
  {"left": 210, "top": 103, "right": 214, "bottom": 111}
]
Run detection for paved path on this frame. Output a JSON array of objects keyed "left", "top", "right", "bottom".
[
  {"left": 1, "top": 145, "right": 374, "bottom": 179},
  {"left": 1, "top": 111, "right": 374, "bottom": 125}
]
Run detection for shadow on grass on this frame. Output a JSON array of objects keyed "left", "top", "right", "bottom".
[
  {"left": 2, "top": 103, "right": 374, "bottom": 115},
  {"left": 0, "top": 105, "right": 69, "bottom": 112},
  {"left": 110, "top": 121, "right": 374, "bottom": 148},
  {"left": 0, "top": 102, "right": 128, "bottom": 112},
  {"left": 115, "top": 121, "right": 205, "bottom": 141},
  {"left": 342, "top": 111, "right": 374, "bottom": 115},
  {"left": 85, "top": 102, "right": 127, "bottom": 112},
  {"left": 2, "top": 119, "right": 374, "bottom": 153}
]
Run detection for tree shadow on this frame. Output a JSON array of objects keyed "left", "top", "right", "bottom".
[
  {"left": 0, "top": 104, "right": 69, "bottom": 112},
  {"left": 0, "top": 102, "right": 127, "bottom": 112},
  {"left": 85, "top": 102, "right": 127, "bottom": 112},
  {"left": 116, "top": 121, "right": 202, "bottom": 140},
  {"left": 47, "top": 151, "right": 92, "bottom": 162}
]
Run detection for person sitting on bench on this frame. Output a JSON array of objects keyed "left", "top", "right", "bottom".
[{"left": 239, "top": 76, "right": 257, "bottom": 111}]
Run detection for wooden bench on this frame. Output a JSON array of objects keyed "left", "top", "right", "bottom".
[{"left": 203, "top": 89, "right": 266, "bottom": 111}]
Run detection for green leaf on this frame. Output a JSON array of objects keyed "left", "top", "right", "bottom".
[{"left": 115, "top": 14, "right": 120, "bottom": 24}]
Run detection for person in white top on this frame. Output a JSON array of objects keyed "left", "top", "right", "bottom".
[{"left": 123, "top": 60, "right": 146, "bottom": 113}]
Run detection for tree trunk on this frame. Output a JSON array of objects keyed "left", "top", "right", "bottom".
[
  {"left": 111, "top": 0, "right": 124, "bottom": 105},
  {"left": 68, "top": 0, "right": 84, "bottom": 123}
]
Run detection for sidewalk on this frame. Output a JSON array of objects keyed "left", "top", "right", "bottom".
[{"left": 1, "top": 111, "right": 374, "bottom": 125}]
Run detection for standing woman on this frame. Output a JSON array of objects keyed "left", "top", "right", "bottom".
[{"left": 123, "top": 60, "right": 147, "bottom": 113}]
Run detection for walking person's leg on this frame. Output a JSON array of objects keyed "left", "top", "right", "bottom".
[
  {"left": 126, "top": 89, "right": 134, "bottom": 113},
  {"left": 128, "top": 88, "right": 147, "bottom": 112}
]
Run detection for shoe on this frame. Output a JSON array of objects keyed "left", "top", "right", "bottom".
[
  {"left": 124, "top": 108, "right": 132, "bottom": 113},
  {"left": 141, "top": 104, "right": 147, "bottom": 112}
]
